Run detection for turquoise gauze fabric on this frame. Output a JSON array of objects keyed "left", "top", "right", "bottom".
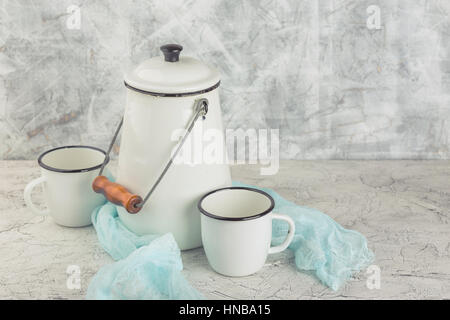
[
  {"left": 86, "top": 203, "right": 203, "bottom": 300},
  {"left": 87, "top": 182, "right": 374, "bottom": 299},
  {"left": 233, "top": 182, "right": 374, "bottom": 291}
]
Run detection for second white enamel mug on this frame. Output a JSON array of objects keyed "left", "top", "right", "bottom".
[
  {"left": 23, "top": 145, "right": 109, "bottom": 227},
  {"left": 198, "top": 187, "right": 295, "bottom": 277}
]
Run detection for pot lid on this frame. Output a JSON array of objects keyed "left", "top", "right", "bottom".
[{"left": 124, "top": 44, "right": 221, "bottom": 97}]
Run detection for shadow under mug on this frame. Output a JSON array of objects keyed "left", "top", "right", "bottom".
[
  {"left": 198, "top": 187, "right": 295, "bottom": 277},
  {"left": 23, "top": 145, "right": 109, "bottom": 227}
]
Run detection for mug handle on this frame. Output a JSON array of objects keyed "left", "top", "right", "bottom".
[
  {"left": 24, "top": 176, "right": 50, "bottom": 215},
  {"left": 269, "top": 213, "right": 295, "bottom": 254}
]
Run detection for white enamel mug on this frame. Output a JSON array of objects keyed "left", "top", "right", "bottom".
[
  {"left": 24, "top": 145, "right": 109, "bottom": 227},
  {"left": 198, "top": 187, "right": 295, "bottom": 277}
]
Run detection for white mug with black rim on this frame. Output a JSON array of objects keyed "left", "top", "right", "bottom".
[
  {"left": 24, "top": 145, "right": 109, "bottom": 227},
  {"left": 198, "top": 187, "right": 296, "bottom": 277}
]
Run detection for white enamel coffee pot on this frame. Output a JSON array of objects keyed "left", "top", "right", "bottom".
[{"left": 93, "top": 44, "right": 231, "bottom": 250}]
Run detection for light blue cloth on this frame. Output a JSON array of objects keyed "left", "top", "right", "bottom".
[
  {"left": 86, "top": 203, "right": 202, "bottom": 300},
  {"left": 233, "top": 182, "right": 374, "bottom": 291},
  {"left": 87, "top": 182, "right": 374, "bottom": 299},
  {"left": 90, "top": 203, "right": 160, "bottom": 261}
]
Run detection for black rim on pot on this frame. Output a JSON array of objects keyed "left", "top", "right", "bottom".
[
  {"left": 37, "top": 145, "right": 109, "bottom": 173},
  {"left": 198, "top": 186, "right": 275, "bottom": 222},
  {"left": 124, "top": 80, "right": 221, "bottom": 98}
]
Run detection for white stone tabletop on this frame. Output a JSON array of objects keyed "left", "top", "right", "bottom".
[{"left": 1, "top": 160, "right": 449, "bottom": 299}]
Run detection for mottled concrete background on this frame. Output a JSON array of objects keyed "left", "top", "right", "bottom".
[{"left": 1, "top": 0, "right": 449, "bottom": 160}]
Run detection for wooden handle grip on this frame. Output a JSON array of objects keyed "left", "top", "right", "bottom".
[{"left": 92, "top": 176, "right": 143, "bottom": 214}]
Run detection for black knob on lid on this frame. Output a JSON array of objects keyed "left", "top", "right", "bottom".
[{"left": 160, "top": 44, "right": 183, "bottom": 62}]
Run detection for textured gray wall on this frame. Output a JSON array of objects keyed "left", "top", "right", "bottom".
[{"left": 1, "top": 0, "right": 449, "bottom": 160}]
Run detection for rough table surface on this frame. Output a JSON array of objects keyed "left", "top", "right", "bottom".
[{"left": 1, "top": 160, "right": 449, "bottom": 300}]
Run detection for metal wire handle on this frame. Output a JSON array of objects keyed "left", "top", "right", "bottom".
[{"left": 97, "top": 98, "right": 209, "bottom": 210}]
